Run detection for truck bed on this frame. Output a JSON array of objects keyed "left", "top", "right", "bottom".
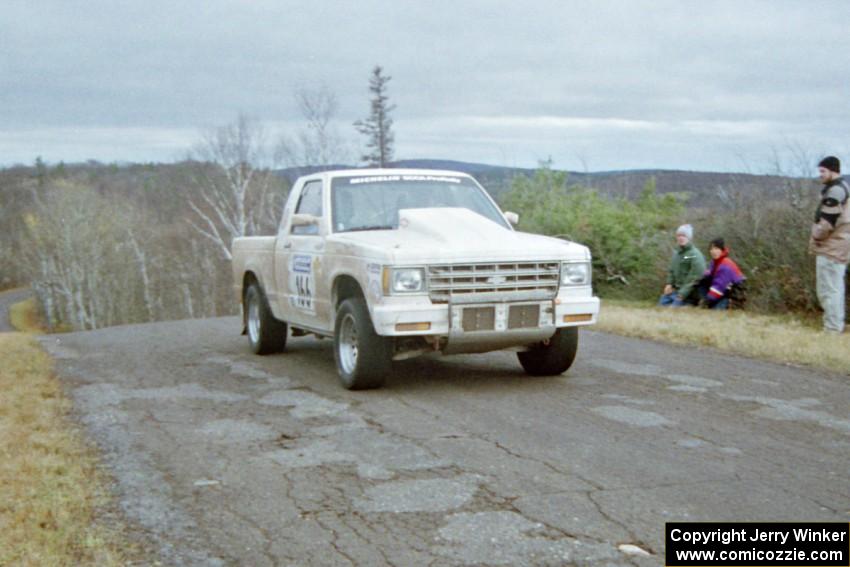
[{"left": 231, "top": 236, "right": 277, "bottom": 304}]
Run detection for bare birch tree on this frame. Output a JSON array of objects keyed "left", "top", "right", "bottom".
[
  {"left": 21, "top": 181, "right": 130, "bottom": 330},
  {"left": 295, "top": 85, "right": 346, "bottom": 166},
  {"left": 127, "top": 226, "right": 158, "bottom": 322},
  {"left": 277, "top": 85, "right": 348, "bottom": 169},
  {"left": 187, "top": 115, "right": 285, "bottom": 260}
]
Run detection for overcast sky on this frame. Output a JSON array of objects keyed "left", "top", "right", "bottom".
[{"left": 2, "top": 1, "right": 848, "bottom": 172}]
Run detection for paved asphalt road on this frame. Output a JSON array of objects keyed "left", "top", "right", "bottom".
[{"left": 35, "top": 315, "right": 849, "bottom": 566}]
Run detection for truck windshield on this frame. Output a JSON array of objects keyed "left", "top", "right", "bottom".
[{"left": 331, "top": 174, "right": 509, "bottom": 233}]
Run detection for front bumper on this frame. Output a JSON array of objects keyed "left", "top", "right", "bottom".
[{"left": 371, "top": 289, "right": 600, "bottom": 339}]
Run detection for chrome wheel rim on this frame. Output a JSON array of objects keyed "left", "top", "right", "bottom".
[
  {"left": 338, "top": 313, "right": 358, "bottom": 374},
  {"left": 247, "top": 294, "right": 260, "bottom": 345}
]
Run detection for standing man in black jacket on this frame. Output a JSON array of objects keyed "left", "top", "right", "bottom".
[{"left": 810, "top": 156, "right": 850, "bottom": 333}]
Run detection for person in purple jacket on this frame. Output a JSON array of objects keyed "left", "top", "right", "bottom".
[{"left": 699, "top": 238, "right": 746, "bottom": 309}]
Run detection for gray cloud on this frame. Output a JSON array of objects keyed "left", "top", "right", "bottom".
[{"left": 2, "top": 0, "right": 848, "bottom": 170}]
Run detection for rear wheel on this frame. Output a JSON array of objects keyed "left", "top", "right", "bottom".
[
  {"left": 334, "top": 297, "right": 391, "bottom": 389},
  {"left": 245, "top": 283, "right": 287, "bottom": 354},
  {"left": 517, "top": 327, "right": 579, "bottom": 376}
]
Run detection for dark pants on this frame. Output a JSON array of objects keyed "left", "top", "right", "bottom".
[{"left": 697, "top": 279, "right": 729, "bottom": 310}]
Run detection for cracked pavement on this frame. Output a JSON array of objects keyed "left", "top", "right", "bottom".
[{"left": 38, "top": 317, "right": 850, "bottom": 566}]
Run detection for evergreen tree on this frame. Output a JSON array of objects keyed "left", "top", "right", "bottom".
[
  {"left": 34, "top": 156, "right": 47, "bottom": 187},
  {"left": 354, "top": 66, "right": 396, "bottom": 167}
]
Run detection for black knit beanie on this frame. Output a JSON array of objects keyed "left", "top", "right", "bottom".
[{"left": 818, "top": 156, "right": 840, "bottom": 173}]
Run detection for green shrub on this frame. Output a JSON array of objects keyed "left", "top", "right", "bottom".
[
  {"left": 693, "top": 179, "right": 823, "bottom": 313},
  {"left": 501, "top": 165, "right": 684, "bottom": 299}
]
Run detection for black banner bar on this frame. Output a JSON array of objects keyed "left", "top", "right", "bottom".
[{"left": 666, "top": 522, "right": 849, "bottom": 566}]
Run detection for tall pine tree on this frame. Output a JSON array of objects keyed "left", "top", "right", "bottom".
[{"left": 354, "top": 66, "right": 396, "bottom": 167}]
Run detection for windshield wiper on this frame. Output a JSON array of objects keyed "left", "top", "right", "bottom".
[{"left": 343, "top": 225, "right": 396, "bottom": 232}]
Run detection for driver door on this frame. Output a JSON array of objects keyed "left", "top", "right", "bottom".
[{"left": 275, "top": 180, "right": 328, "bottom": 330}]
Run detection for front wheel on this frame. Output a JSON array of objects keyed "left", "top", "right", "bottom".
[
  {"left": 517, "top": 327, "right": 579, "bottom": 376},
  {"left": 334, "top": 297, "right": 391, "bottom": 390},
  {"left": 245, "top": 283, "right": 288, "bottom": 354}
]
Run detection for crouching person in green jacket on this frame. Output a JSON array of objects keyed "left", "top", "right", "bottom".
[{"left": 658, "top": 224, "right": 706, "bottom": 307}]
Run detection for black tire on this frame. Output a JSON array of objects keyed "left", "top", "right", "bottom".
[
  {"left": 333, "top": 297, "right": 391, "bottom": 390},
  {"left": 245, "top": 283, "right": 287, "bottom": 355},
  {"left": 517, "top": 327, "right": 579, "bottom": 376}
]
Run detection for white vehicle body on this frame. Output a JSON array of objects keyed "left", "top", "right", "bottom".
[{"left": 232, "top": 169, "right": 600, "bottom": 388}]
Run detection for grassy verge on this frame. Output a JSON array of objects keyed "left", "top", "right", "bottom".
[
  {"left": 9, "top": 297, "right": 45, "bottom": 333},
  {"left": 0, "top": 332, "right": 134, "bottom": 565},
  {"left": 596, "top": 300, "right": 850, "bottom": 375}
]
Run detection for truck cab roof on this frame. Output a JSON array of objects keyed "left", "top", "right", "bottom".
[{"left": 296, "top": 168, "right": 475, "bottom": 184}]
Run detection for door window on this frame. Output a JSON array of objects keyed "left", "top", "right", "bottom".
[{"left": 292, "top": 181, "right": 322, "bottom": 235}]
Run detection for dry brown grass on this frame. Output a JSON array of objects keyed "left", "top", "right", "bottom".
[
  {"left": 596, "top": 301, "right": 850, "bottom": 375},
  {"left": 0, "top": 332, "right": 134, "bottom": 566},
  {"left": 9, "top": 297, "right": 45, "bottom": 333}
]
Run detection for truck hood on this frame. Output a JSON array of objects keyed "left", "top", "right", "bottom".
[{"left": 329, "top": 207, "right": 590, "bottom": 264}]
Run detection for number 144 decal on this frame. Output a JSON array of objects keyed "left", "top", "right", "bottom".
[{"left": 289, "top": 254, "right": 316, "bottom": 315}]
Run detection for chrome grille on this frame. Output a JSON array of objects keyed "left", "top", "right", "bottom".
[{"left": 428, "top": 261, "right": 560, "bottom": 303}]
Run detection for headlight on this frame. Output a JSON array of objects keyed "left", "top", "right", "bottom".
[
  {"left": 391, "top": 268, "right": 426, "bottom": 293},
  {"left": 561, "top": 262, "right": 590, "bottom": 286}
]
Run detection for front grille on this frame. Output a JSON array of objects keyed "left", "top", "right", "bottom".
[
  {"left": 462, "top": 307, "right": 495, "bottom": 332},
  {"left": 428, "top": 261, "right": 560, "bottom": 303}
]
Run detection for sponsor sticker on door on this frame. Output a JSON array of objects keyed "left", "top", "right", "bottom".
[{"left": 289, "top": 254, "right": 316, "bottom": 314}]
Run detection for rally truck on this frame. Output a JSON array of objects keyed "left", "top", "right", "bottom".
[{"left": 231, "top": 169, "right": 599, "bottom": 389}]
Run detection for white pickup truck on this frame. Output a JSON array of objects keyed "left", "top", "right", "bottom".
[{"left": 232, "top": 169, "right": 599, "bottom": 389}]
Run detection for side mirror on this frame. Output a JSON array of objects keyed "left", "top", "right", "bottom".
[
  {"left": 291, "top": 214, "right": 319, "bottom": 228},
  {"left": 504, "top": 211, "right": 519, "bottom": 225}
]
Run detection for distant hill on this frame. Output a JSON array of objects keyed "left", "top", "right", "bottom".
[
  {"left": 276, "top": 159, "right": 810, "bottom": 208},
  {"left": 0, "top": 158, "right": 807, "bottom": 211}
]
